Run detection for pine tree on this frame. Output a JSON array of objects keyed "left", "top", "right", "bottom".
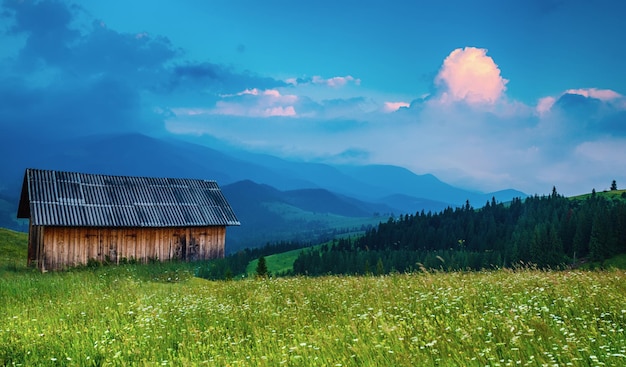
[
  {"left": 224, "top": 267, "right": 233, "bottom": 281},
  {"left": 589, "top": 212, "right": 610, "bottom": 262},
  {"left": 256, "top": 256, "right": 269, "bottom": 278},
  {"left": 611, "top": 180, "right": 617, "bottom": 191},
  {"left": 375, "top": 257, "right": 384, "bottom": 275},
  {"left": 364, "top": 258, "right": 371, "bottom": 275}
]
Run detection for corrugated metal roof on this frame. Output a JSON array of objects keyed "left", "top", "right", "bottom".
[{"left": 17, "top": 168, "right": 240, "bottom": 227}]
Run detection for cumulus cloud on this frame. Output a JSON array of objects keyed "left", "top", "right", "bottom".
[
  {"left": 537, "top": 88, "right": 625, "bottom": 115},
  {"left": 533, "top": 88, "right": 626, "bottom": 140},
  {"left": 434, "top": 47, "right": 508, "bottom": 105}
]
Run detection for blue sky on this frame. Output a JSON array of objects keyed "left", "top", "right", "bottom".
[{"left": 1, "top": 0, "right": 625, "bottom": 195}]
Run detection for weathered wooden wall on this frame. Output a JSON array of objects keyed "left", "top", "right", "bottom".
[{"left": 27, "top": 225, "right": 226, "bottom": 271}]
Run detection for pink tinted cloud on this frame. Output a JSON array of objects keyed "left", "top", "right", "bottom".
[
  {"left": 435, "top": 47, "right": 508, "bottom": 105},
  {"left": 264, "top": 106, "right": 296, "bottom": 117},
  {"left": 239, "top": 88, "right": 260, "bottom": 96},
  {"left": 565, "top": 88, "right": 622, "bottom": 101},
  {"left": 536, "top": 96, "right": 556, "bottom": 115},
  {"left": 212, "top": 88, "right": 298, "bottom": 117},
  {"left": 383, "top": 101, "right": 410, "bottom": 112}
]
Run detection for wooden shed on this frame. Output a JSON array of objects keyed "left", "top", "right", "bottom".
[{"left": 17, "top": 168, "right": 240, "bottom": 271}]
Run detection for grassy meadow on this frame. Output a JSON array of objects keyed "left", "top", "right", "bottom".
[
  {"left": 1, "top": 228, "right": 626, "bottom": 366},
  {"left": 570, "top": 189, "right": 626, "bottom": 202}
]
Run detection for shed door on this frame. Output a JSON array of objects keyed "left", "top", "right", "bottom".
[{"left": 172, "top": 233, "right": 186, "bottom": 260}]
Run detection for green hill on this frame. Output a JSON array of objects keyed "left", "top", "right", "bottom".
[
  {"left": 246, "top": 247, "right": 308, "bottom": 276},
  {"left": 245, "top": 244, "right": 329, "bottom": 276},
  {"left": 0, "top": 228, "right": 28, "bottom": 270},
  {"left": 239, "top": 189, "right": 626, "bottom": 276},
  {"left": 570, "top": 189, "right": 626, "bottom": 202}
]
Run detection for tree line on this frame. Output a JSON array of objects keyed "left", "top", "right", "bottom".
[{"left": 292, "top": 189, "right": 626, "bottom": 275}]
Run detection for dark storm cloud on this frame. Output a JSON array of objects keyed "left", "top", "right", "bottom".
[
  {"left": 0, "top": 0, "right": 285, "bottom": 138},
  {"left": 167, "top": 62, "right": 286, "bottom": 94},
  {"left": 72, "top": 25, "right": 179, "bottom": 80},
  {"left": 3, "top": 0, "right": 79, "bottom": 68},
  {"left": 174, "top": 63, "right": 220, "bottom": 79},
  {"left": 0, "top": 74, "right": 151, "bottom": 135},
  {"left": 3, "top": 0, "right": 179, "bottom": 86}
]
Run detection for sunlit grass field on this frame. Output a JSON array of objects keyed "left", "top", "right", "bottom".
[
  {"left": 1, "top": 266, "right": 624, "bottom": 366},
  {"left": 1, "top": 228, "right": 626, "bottom": 366}
]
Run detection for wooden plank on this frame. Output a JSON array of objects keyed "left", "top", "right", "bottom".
[{"left": 32, "top": 225, "right": 227, "bottom": 270}]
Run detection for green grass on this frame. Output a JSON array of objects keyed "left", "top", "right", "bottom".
[
  {"left": 570, "top": 189, "right": 626, "bottom": 202},
  {"left": 1, "top": 267, "right": 625, "bottom": 366},
  {"left": 2, "top": 228, "right": 626, "bottom": 365},
  {"left": 580, "top": 253, "right": 626, "bottom": 271},
  {"left": 603, "top": 253, "right": 626, "bottom": 269}
]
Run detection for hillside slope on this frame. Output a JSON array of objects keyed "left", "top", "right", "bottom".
[
  {"left": 222, "top": 180, "right": 385, "bottom": 252},
  {"left": 0, "top": 228, "right": 27, "bottom": 268}
]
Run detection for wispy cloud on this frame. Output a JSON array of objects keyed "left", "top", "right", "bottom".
[
  {"left": 286, "top": 75, "right": 361, "bottom": 88},
  {"left": 175, "top": 88, "right": 298, "bottom": 118},
  {"left": 383, "top": 101, "right": 410, "bottom": 112},
  {"left": 565, "top": 88, "right": 622, "bottom": 101},
  {"left": 536, "top": 96, "right": 556, "bottom": 116}
]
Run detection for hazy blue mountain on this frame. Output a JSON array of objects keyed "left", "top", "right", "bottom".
[
  {"left": 0, "top": 132, "right": 527, "bottom": 246},
  {"left": 335, "top": 165, "right": 526, "bottom": 207},
  {"left": 222, "top": 147, "right": 526, "bottom": 206},
  {"left": 223, "top": 149, "right": 386, "bottom": 195},
  {"left": 1, "top": 132, "right": 525, "bottom": 204}
]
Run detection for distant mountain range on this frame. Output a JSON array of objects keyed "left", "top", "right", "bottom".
[{"left": 0, "top": 131, "right": 526, "bottom": 250}]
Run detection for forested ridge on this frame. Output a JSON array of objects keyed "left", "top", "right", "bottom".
[{"left": 293, "top": 189, "right": 626, "bottom": 275}]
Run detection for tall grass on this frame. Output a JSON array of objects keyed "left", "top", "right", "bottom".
[{"left": 1, "top": 267, "right": 625, "bottom": 366}]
